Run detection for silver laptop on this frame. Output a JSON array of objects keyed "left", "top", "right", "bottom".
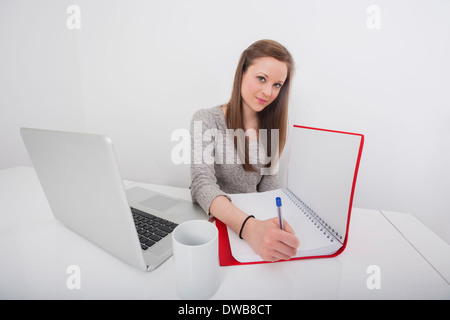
[{"left": 20, "top": 127, "right": 208, "bottom": 271}]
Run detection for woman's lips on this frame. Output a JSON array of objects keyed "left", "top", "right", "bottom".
[{"left": 256, "top": 97, "right": 267, "bottom": 104}]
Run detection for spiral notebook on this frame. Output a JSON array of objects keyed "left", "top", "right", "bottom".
[{"left": 216, "top": 125, "right": 364, "bottom": 266}]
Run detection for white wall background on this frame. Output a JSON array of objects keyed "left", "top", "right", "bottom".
[{"left": 1, "top": 0, "right": 449, "bottom": 244}]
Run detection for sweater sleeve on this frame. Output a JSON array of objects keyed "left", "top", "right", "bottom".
[
  {"left": 257, "top": 172, "right": 281, "bottom": 192},
  {"left": 190, "top": 109, "right": 230, "bottom": 215}
]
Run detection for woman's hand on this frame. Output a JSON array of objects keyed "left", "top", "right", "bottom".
[
  {"left": 241, "top": 217, "right": 300, "bottom": 262},
  {"left": 209, "top": 196, "right": 300, "bottom": 262}
]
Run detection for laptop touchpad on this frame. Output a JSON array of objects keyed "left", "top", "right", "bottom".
[{"left": 139, "top": 195, "right": 180, "bottom": 212}]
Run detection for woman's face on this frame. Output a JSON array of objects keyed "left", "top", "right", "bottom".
[{"left": 241, "top": 56, "right": 288, "bottom": 114}]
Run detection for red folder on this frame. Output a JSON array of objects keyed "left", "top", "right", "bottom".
[{"left": 216, "top": 125, "right": 364, "bottom": 266}]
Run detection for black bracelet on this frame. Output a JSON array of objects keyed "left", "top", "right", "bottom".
[{"left": 239, "top": 215, "right": 255, "bottom": 239}]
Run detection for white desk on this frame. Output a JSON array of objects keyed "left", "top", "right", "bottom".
[{"left": 0, "top": 166, "right": 449, "bottom": 300}]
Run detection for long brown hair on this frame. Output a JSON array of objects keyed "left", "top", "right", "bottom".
[{"left": 226, "top": 39, "right": 295, "bottom": 172}]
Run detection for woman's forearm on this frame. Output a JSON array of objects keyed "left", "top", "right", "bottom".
[{"left": 209, "top": 195, "right": 249, "bottom": 235}]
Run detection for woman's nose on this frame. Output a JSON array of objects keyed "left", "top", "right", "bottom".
[{"left": 261, "top": 83, "right": 272, "bottom": 98}]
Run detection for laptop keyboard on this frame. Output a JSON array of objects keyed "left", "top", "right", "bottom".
[{"left": 131, "top": 207, "right": 178, "bottom": 251}]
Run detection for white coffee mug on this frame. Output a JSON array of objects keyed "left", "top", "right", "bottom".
[{"left": 172, "top": 220, "right": 220, "bottom": 299}]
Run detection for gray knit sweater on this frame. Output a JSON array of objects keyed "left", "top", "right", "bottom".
[{"left": 190, "top": 106, "right": 280, "bottom": 214}]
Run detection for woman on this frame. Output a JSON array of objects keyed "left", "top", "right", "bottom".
[{"left": 190, "top": 39, "right": 300, "bottom": 262}]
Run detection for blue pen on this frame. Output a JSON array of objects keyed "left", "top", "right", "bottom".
[{"left": 276, "top": 197, "right": 283, "bottom": 230}]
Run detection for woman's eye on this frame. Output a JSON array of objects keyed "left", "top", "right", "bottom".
[
  {"left": 274, "top": 83, "right": 282, "bottom": 88},
  {"left": 257, "top": 76, "right": 266, "bottom": 82}
]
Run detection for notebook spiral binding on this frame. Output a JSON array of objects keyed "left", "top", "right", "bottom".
[{"left": 281, "top": 187, "right": 343, "bottom": 244}]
